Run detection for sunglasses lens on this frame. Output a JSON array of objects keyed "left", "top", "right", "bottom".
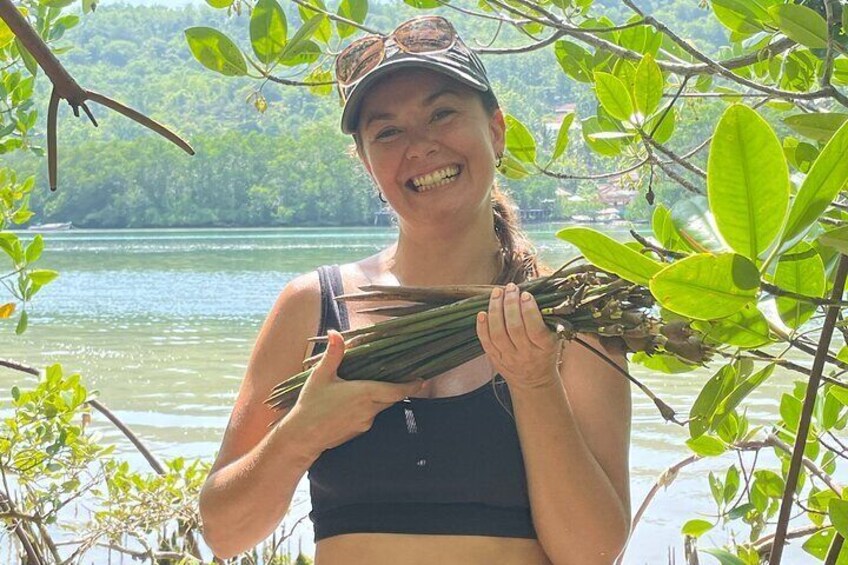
[
  {"left": 395, "top": 16, "right": 455, "bottom": 53},
  {"left": 336, "top": 37, "right": 384, "bottom": 85}
]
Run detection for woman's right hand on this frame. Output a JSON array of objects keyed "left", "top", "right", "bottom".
[{"left": 286, "top": 330, "right": 427, "bottom": 457}]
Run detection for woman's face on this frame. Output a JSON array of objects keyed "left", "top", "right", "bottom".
[{"left": 355, "top": 68, "right": 505, "bottom": 226}]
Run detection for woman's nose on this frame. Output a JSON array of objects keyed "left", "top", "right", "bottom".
[{"left": 405, "top": 128, "right": 439, "bottom": 160}]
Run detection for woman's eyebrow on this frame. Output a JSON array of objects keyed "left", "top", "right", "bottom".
[{"left": 362, "top": 88, "right": 462, "bottom": 129}]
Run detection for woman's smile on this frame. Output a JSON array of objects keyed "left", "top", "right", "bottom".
[{"left": 407, "top": 164, "right": 462, "bottom": 192}]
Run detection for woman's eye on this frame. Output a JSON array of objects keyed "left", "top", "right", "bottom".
[
  {"left": 375, "top": 128, "right": 399, "bottom": 140},
  {"left": 432, "top": 109, "right": 455, "bottom": 121}
]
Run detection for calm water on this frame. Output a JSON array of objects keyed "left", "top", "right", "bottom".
[{"left": 1, "top": 226, "right": 840, "bottom": 564}]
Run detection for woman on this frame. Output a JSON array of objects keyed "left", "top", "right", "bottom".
[{"left": 199, "top": 16, "right": 632, "bottom": 565}]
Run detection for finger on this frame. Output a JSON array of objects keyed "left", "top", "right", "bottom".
[
  {"left": 369, "top": 379, "right": 427, "bottom": 404},
  {"left": 520, "top": 291, "right": 557, "bottom": 350},
  {"left": 503, "top": 283, "right": 534, "bottom": 350},
  {"left": 476, "top": 310, "right": 495, "bottom": 356},
  {"left": 488, "top": 286, "right": 517, "bottom": 352},
  {"left": 312, "top": 330, "right": 346, "bottom": 382}
]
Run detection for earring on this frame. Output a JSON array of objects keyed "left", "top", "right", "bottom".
[
  {"left": 496, "top": 152, "right": 503, "bottom": 168},
  {"left": 378, "top": 192, "right": 387, "bottom": 203}
]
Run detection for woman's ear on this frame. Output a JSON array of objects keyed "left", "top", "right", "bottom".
[{"left": 490, "top": 108, "right": 506, "bottom": 157}]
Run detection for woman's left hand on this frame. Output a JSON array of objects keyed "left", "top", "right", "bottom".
[{"left": 476, "top": 282, "right": 562, "bottom": 390}]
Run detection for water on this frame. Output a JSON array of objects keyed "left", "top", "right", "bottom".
[{"left": 1, "top": 226, "right": 840, "bottom": 564}]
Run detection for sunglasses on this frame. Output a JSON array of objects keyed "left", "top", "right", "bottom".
[{"left": 335, "top": 16, "right": 459, "bottom": 94}]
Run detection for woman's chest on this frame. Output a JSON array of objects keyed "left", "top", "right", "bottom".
[{"left": 308, "top": 384, "right": 529, "bottom": 508}]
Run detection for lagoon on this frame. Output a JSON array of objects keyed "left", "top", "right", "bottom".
[{"left": 1, "top": 226, "right": 839, "bottom": 564}]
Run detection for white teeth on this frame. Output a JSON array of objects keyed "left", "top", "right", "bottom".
[{"left": 411, "top": 166, "right": 460, "bottom": 191}]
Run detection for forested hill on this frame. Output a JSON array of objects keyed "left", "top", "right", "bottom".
[{"left": 14, "top": 1, "right": 724, "bottom": 228}]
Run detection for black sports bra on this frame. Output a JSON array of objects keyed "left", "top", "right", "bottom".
[{"left": 306, "top": 265, "right": 537, "bottom": 541}]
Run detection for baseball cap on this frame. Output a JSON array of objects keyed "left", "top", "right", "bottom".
[{"left": 336, "top": 16, "right": 497, "bottom": 134}]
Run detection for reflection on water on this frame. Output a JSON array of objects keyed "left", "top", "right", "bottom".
[{"left": 1, "top": 226, "right": 841, "bottom": 564}]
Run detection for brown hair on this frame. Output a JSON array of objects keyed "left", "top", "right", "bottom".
[{"left": 490, "top": 184, "right": 551, "bottom": 285}]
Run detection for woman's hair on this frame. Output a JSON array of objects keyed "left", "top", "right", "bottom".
[{"left": 353, "top": 83, "right": 550, "bottom": 285}]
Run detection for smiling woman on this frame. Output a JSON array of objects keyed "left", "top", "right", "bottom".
[{"left": 198, "top": 15, "right": 632, "bottom": 565}]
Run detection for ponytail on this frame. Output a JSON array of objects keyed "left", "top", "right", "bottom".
[{"left": 490, "top": 183, "right": 551, "bottom": 285}]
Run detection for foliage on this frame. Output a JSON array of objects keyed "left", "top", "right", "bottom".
[
  {"left": 185, "top": 0, "right": 848, "bottom": 562},
  {"left": 5, "top": 0, "right": 848, "bottom": 562}
]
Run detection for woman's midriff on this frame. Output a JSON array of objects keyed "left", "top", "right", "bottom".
[{"left": 314, "top": 533, "right": 554, "bottom": 565}]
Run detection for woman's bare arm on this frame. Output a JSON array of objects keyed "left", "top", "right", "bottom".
[{"left": 199, "top": 272, "right": 323, "bottom": 559}]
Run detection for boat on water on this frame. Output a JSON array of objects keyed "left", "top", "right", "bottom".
[{"left": 27, "top": 222, "right": 73, "bottom": 231}]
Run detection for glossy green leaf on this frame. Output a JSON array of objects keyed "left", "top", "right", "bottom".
[
  {"left": 185, "top": 27, "right": 247, "bottom": 76},
  {"left": 205, "top": 0, "right": 233, "bottom": 8},
  {"left": 818, "top": 224, "right": 848, "bottom": 254},
  {"left": 686, "top": 435, "right": 727, "bottom": 457},
  {"left": 779, "top": 119, "right": 848, "bottom": 253},
  {"left": 830, "top": 385, "right": 848, "bottom": 407},
  {"left": 555, "top": 40, "right": 593, "bottom": 83},
  {"left": 775, "top": 241, "right": 825, "bottom": 329},
  {"left": 279, "top": 40, "right": 320, "bottom": 67},
  {"left": 250, "top": 0, "right": 287, "bottom": 65},
  {"left": 612, "top": 59, "right": 637, "bottom": 91},
  {"left": 822, "top": 389, "right": 842, "bottom": 430},
  {"left": 682, "top": 519, "right": 713, "bottom": 537},
  {"left": 830, "top": 499, "right": 848, "bottom": 540},
  {"left": 15, "top": 39, "right": 38, "bottom": 78},
  {"left": 297, "top": 1, "right": 332, "bottom": 44},
  {"left": 650, "top": 253, "right": 760, "bottom": 320},
  {"left": 634, "top": 53, "right": 664, "bottom": 119},
  {"left": 504, "top": 115, "right": 536, "bottom": 164},
  {"left": 280, "top": 15, "right": 324, "bottom": 64},
  {"left": 784, "top": 113, "right": 848, "bottom": 143},
  {"left": 783, "top": 136, "right": 819, "bottom": 173},
  {"left": 690, "top": 364, "right": 736, "bottom": 439},
  {"left": 802, "top": 528, "right": 837, "bottom": 560},
  {"left": 337, "top": 0, "right": 368, "bottom": 39},
  {"left": 593, "top": 72, "right": 634, "bottom": 122},
  {"left": 618, "top": 22, "right": 662, "bottom": 55},
  {"left": 644, "top": 106, "right": 676, "bottom": 144},
  {"left": 652, "top": 204, "right": 688, "bottom": 253},
  {"left": 711, "top": 363, "right": 775, "bottom": 432},
  {"left": 24, "top": 234, "right": 43, "bottom": 263},
  {"left": 780, "top": 392, "right": 802, "bottom": 432},
  {"left": 724, "top": 465, "right": 740, "bottom": 504},
  {"left": 556, "top": 227, "right": 663, "bottom": 286},
  {"left": 306, "top": 68, "right": 333, "bottom": 96},
  {"left": 769, "top": 4, "right": 829, "bottom": 49},
  {"left": 698, "top": 302, "right": 772, "bottom": 348},
  {"left": 670, "top": 196, "right": 729, "bottom": 253},
  {"left": 15, "top": 310, "right": 27, "bottom": 335},
  {"left": 711, "top": 0, "right": 776, "bottom": 34},
  {"left": 753, "top": 469, "right": 784, "bottom": 497},
  {"left": 497, "top": 153, "right": 530, "bottom": 180},
  {"left": 581, "top": 116, "right": 623, "bottom": 156},
  {"left": 0, "top": 11, "right": 15, "bottom": 49},
  {"left": 700, "top": 548, "right": 747, "bottom": 565},
  {"left": 28, "top": 269, "right": 58, "bottom": 286},
  {"left": 403, "top": 0, "right": 441, "bottom": 7},
  {"left": 708, "top": 105, "right": 789, "bottom": 261},
  {"left": 632, "top": 351, "right": 698, "bottom": 374},
  {"left": 549, "top": 112, "right": 575, "bottom": 165}
]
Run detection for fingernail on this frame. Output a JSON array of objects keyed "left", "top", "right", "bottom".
[
  {"left": 477, "top": 311, "right": 486, "bottom": 322},
  {"left": 521, "top": 291, "right": 532, "bottom": 302},
  {"left": 492, "top": 287, "right": 502, "bottom": 298},
  {"left": 507, "top": 283, "right": 517, "bottom": 292}
]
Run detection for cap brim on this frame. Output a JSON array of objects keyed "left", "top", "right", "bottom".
[{"left": 340, "top": 56, "right": 489, "bottom": 134}]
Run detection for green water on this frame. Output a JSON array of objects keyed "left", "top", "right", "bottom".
[{"left": 1, "top": 225, "right": 836, "bottom": 564}]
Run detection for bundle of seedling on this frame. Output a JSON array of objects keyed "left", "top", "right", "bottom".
[{"left": 265, "top": 261, "right": 716, "bottom": 412}]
